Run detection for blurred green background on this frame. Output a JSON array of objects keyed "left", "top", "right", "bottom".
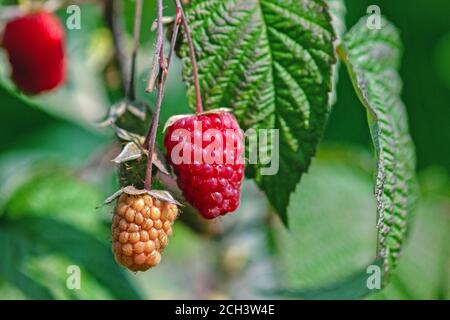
[{"left": 0, "top": 0, "right": 448, "bottom": 299}]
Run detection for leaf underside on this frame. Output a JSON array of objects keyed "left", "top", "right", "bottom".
[
  {"left": 181, "top": 0, "right": 336, "bottom": 224},
  {"left": 339, "top": 17, "right": 417, "bottom": 277},
  {"left": 326, "top": 0, "right": 346, "bottom": 105}
]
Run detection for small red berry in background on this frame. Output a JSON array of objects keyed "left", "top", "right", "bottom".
[
  {"left": 164, "top": 111, "right": 245, "bottom": 219},
  {"left": 2, "top": 10, "right": 66, "bottom": 94}
]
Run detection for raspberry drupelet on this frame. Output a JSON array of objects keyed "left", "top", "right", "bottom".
[
  {"left": 164, "top": 111, "right": 245, "bottom": 219},
  {"left": 112, "top": 193, "right": 178, "bottom": 271}
]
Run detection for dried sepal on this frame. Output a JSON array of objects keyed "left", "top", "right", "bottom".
[
  {"left": 99, "top": 100, "right": 128, "bottom": 128},
  {"left": 151, "top": 16, "right": 175, "bottom": 31},
  {"left": 111, "top": 133, "right": 169, "bottom": 174},
  {"left": 114, "top": 126, "right": 145, "bottom": 144},
  {"left": 99, "top": 99, "right": 148, "bottom": 130},
  {"left": 104, "top": 185, "right": 181, "bottom": 206},
  {"left": 112, "top": 141, "right": 143, "bottom": 164}
]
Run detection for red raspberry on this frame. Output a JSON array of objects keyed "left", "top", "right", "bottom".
[
  {"left": 164, "top": 111, "right": 245, "bottom": 219},
  {"left": 2, "top": 11, "right": 66, "bottom": 94}
]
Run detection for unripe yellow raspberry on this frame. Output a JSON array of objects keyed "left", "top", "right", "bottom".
[{"left": 111, "top": 193, "right": 178, "bottom": 271}]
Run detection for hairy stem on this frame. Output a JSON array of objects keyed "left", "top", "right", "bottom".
[
  {"left": 145, "top": 0, "right": 165, "bottom": 93},
  {"left": 144, "top": 0, "right": 184, "bottom": 190},
  {"left": 144, "top": 0, "right": 202, "bottom": 189},
  {"left": 175, "top": 0, "right": 203, "bottom": 114},
  {"left": 144, "top": 0, "right": 165, "bottom": 190}
]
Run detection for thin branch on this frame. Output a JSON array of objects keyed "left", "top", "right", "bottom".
[
  {"left": 144, "top": 0, "right": 200, "bottom": 190},
  {"left": 175, "top": 0, "right": 203, "bottom": 114},
  {"left": 145, "top": 0, "right": 165, "bottom": 93},
  {"left": 144, "top": 82, "right": 163, "bottom": 191},
  {"left": 167, "top": 4, "right": 182, "bottom": 68},
  {"left": 144, "top": 0, "right": 168, "bottom": 190},
  {"left": 143, "top": 0, "right": 184, "bottom": 190},
  {"left": 104, "top": 0, "right": 128, "bottom": 95},
  {"left": 126, "top": 0, "right": 143, "bottom": 101}
]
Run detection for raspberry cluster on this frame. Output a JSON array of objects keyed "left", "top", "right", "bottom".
[
  {"left": 2, "top": 11, "right": 65, "bottom": 94},
  {"left": 164, "top": 111, "right": 244, "bottom": 219},
  {"left": 111, "top": 193, "right": 178, "bottom": 271}
]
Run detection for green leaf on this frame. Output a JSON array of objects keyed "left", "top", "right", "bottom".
[
  {"left": 1, "top": 167, "right": 142, "bottom": 299},
  {"left": 16, "top": 217, "right": 142, "bottom": 300},
  {"left": 326, "top": 0, "right": 346, "bottom": 105},
  {"left": 7, "top": 272, "right": 55, "bottom": 300},
  {"left": 327, "top": 0, "right": 346, "bottom": 41},
  {"left": 0, "top": 217, "right": 142, "bottom": 299},
  {"left": 6, "top": 169, "right": 105, "bottom": 229},
  {"left": 338, "top": 17, "right": 417, "bottom": 277},
  {"left": 369, "top": 191, "right": 450, "bottom": 300},
  {"left": 0, "top": 224, "right": 55, "bottom": 299},
  {"left": 180, "top": 0, "right": 336, "bottom": 224}
]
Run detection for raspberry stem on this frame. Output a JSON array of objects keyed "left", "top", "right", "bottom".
[
  {"left": 144, "top": 0, "right": 165, "bottom": 191},
  {"left": 144, "top": 0, "right": 182, "bottom": 190},
  {"left": 143, "top": 0, "right": 203, "bottom": 190},
  {"left": 146, "top": 0, "right": 164, "bottom": 93},
  {"left": 175, "top": 0, "right": 204, "bottom": 114}
]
